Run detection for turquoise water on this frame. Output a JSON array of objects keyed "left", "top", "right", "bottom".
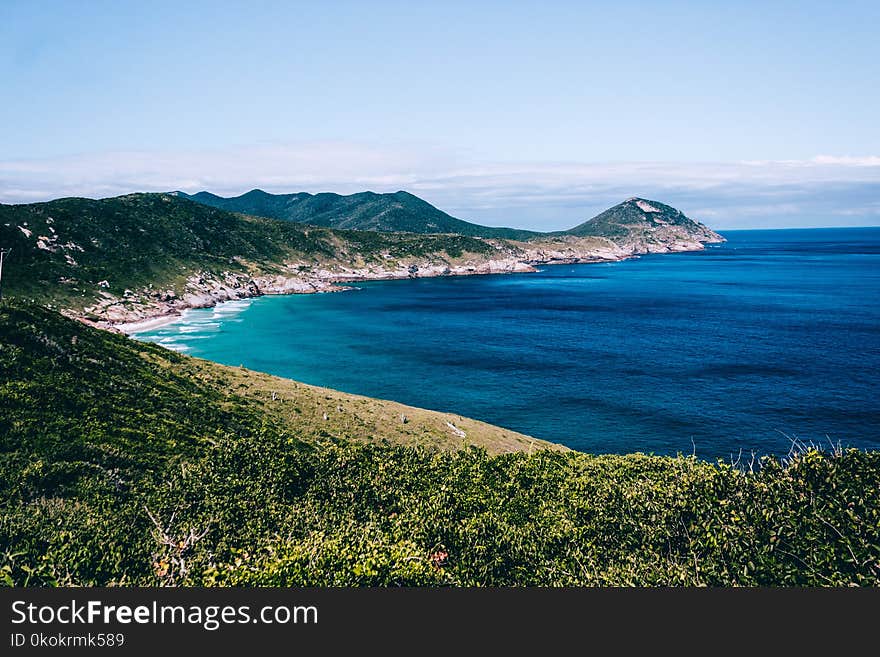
[{"left": 136, "top": 228, "right": 880, "bottom": 458}]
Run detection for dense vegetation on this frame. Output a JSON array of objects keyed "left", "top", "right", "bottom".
[
  {"left": 2, "top": 301, "right": 877, "bottom": 586},
  {"left": 0, "top": 193, "right": 498, "bottom": 309},
  {"left": 177, "top": 189, "right": 541, "bottom": 240}
]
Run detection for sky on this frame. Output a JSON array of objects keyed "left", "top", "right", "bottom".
[{"left": 1, "top": 0, "right": 878, "bottom": 230}]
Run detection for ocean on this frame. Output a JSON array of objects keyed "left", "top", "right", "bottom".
[{"left": 134, "top": 227, "right": 880, "bottom": 459}]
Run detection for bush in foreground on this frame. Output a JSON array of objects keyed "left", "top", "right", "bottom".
[{"left": 1, "top": 300, "right": 878, "bottom": 586}]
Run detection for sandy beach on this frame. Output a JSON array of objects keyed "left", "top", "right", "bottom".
[{"left": 116, "top": 311, "right": 186, "bottom": 334}]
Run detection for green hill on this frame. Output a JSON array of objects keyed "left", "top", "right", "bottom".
[
  {"left": 564, "top": 197, "right": 724, "bottom": 242},
  {"left": 0, "top": 192, "right": 501, "bottom": 314},
  {"left": 1, "top": 299, "right": 877, "bottom": 586},
  {"left": 173, "top": 189, "right": 540, "bottom": 240},
  {"left": 0, "top": 193, "right": 313, "bottom": 304},
  {"left": 175, "top": 190, "right": 723, "bottom": 247}
]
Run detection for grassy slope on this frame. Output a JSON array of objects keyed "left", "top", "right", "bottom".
[
  {"left": 177, "top": 189, "right": 541, "bottom": 240},
  {"left": 213, "top": 363, "right": 556, "bottom": 453},
  {"left": 2, "top": 301, "right": 878, "bottom": 586},
  {"left": 0, "top": 301, "right": 553, "bottom": 463},
  {"left": 0, "top": 193, "right": 499, "bottom": 310}
]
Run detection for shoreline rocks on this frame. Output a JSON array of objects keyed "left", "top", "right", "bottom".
[{"left": 83, "top": 235, "right": 723, "bottom": 332}]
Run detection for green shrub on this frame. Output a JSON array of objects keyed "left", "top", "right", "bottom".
[{"left": 2, "top": 301, "right": 878, "bottom": 587}]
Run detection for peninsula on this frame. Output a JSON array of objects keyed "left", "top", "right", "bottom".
[{"left": 0, "top": 193, "right": 722, "bottom": 329}]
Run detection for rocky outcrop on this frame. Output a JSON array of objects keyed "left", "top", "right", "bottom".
[
  {"left": 519, "top": 237, "right": 630, "bottom": 264},
  {"left": 87, "top": 256, "right": 542, "bottom": 330},
  {"left": 83, "top": 270, "right": 346, "bottom": 330},
  {"left": 77, "top": 197, "right": 725, "bottom": 330},
  {"left": 86, "top": 230, "right": 724, "bottom": 331},
  {"left": 330, "top": 257, "right": 537, "bottom": 283}
]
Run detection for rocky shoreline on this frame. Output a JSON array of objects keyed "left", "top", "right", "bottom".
[{"left": 84, "top": 233, "right": 722, "bottom": 333}]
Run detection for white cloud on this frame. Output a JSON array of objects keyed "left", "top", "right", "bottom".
[
  {"left": 810, "top": 155, "right": 880, "bottom": 167},
  {"left": 1, "top": 143, "right": 879, "bottom": 230},
  {"left": 832, "top": 202, "right": 880, "bottom": 216}
]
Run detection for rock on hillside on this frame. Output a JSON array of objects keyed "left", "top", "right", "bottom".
[{"left": 563, "top": 197, "right": 725, "bottom": 252}]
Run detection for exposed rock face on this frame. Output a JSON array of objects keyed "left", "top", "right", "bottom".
[
  {"left": 519, "top": 237, "right": 630, "bottom": 265},
  {"left": 84, "top": 271, "right": 344, "bottom": 329},
  {"left": 331, "top": 258, "right": 537, "bottom": 282}
]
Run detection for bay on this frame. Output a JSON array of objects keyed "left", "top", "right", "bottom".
[{"left": 135, "top": 227, "right": 880, "bottom": 459}]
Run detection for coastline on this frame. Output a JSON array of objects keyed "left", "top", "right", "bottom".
[
  {"left": 117, "top": 311, "right": 189, "bottom": 334},
  {"left": 83, "top": 235, "right": 724, "bottom": 333}
]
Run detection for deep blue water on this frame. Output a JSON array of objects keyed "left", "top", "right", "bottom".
[{"left": 136, "top": 228, "right": 880, "bottom": 459}]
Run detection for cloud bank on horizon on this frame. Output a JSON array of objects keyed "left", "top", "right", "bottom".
[{"left": 1, "top": 144, "right": 878, "bottom": 231}]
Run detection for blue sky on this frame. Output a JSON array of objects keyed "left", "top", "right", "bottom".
[{"left": 1, "top": 0, "right": 878, "bottom": 229}]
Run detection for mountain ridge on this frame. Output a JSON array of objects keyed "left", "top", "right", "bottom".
[
  {"left": 171, "top": 188, "right": 541, "bottom": 240},
  {"left": 173, "top": 188, "right": 724, "bottom": 246}
]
